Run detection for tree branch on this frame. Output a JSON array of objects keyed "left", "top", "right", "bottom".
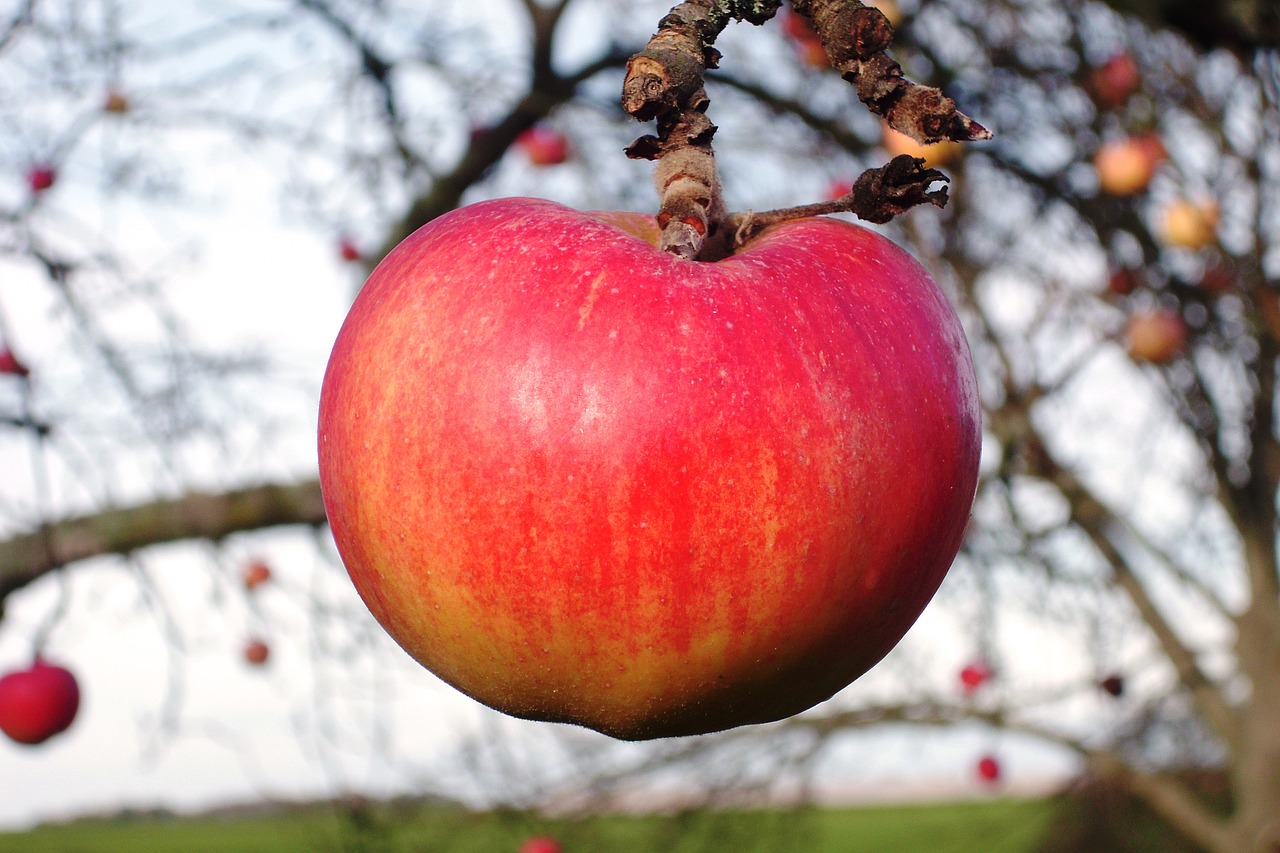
[{"left": 0, "top": 480, "right": 327, "bottom": 604}]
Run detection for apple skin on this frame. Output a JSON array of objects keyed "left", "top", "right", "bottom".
[
  {"left": 0, "top": 660, "right": 81, "bottom": 746},
  {"left": 318, "top": 197, "right": 981, "bottom": 740}
]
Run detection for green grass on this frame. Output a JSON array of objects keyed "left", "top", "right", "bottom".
[{"left": 0, "top": 796, "right": 1057, "bottom": 853}]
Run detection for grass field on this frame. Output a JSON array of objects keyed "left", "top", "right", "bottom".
[{"left": 0, "top": 796, "right": 1056, "bottom": 853}]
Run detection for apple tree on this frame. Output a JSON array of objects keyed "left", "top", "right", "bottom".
[{"left": 0, "top": 1, "right": 1278, "bottom": 851}]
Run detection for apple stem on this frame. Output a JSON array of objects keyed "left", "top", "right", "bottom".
[{"left": 623, "top": 0, "right": 988, "bottom": 261}]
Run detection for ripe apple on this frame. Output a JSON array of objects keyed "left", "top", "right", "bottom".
[
  {"left": 339, "top": 237, "right": 362, "bottom": 263},
  {"left": 242, "top": 559, "right": 272, "bottom": 590},
  {"left": 27, "top": 164, "right": 56, "bottom": 193},
  {"left": 882, "top": 125, "right": 962, "bottom": 169},
  {"left": 1088, "top": 53, "right": 1141, "bottom": 108},
  {"left": 1094, "top": 134, "right": 1165, "bottom": 196},
  {"left": 516, "top": 127, "right": 570, "bottom": 167},
  {"left": 318, "top": 197, "right": 981, "bottom": 740},
  {"left": 0, "top": 347, "right": 30, "bottom": 378},
  {"left": 518, "top": 836, "right": 562, "bottom": 853},
  {"left": 1099, "top": 673, "right": 1125, "bottom": 697},
  {"left": 243, "top": 638, "right": 270, "bottom": 666},
  {"left": 959, "top": 661, "right": 993, "bottom": 694},
  {"left": 1158, "top": 198, "right": 1218, "bottom": 249},
  {"left": 0, "top": 660, "right": 81, "bottom": 746},
  {"left": 976, "top": 754, "right": 1001, "bottom": 783},
  {"left": 1125, "top": 308, "right": 1187, "bottom": 364},
  {"left": 1106, "top": 268, "right": 1138, "bottom": 297}
]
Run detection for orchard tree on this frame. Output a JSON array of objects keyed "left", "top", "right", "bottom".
[{"left": 1, "top": 1, "right": 1279, "bottom": 852}]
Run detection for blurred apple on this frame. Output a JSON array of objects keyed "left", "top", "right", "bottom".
[
  {"left": 516, "top": 126, "right": 570, "bottom": 166},
  {"left": 0, "top": 347, "right": 30, "bottom": 378},
  {"left": 976, "top": 754, "right": 1002, "bottom": 783},
  {"left": 339, "top": 237, "right": 362, "bottom": 263},
  {"left": 518, "top": 836, "right": 562, "bottom": 853},
  {"left": 1106, "top": 268, "right": 1138, "bottom": 297},
  {"left": 242, "top": 559, "right": 272, "bottom": 591},
  {"left": 1125, "top": 308, "right": 1188, "bottom": 364},
  {"left": 27, "top": 164, "right": 56, "bottom": 193},
  {"left": 1087, "top": 53, "right": 1141, "bottom": 108},
  {"left": 0, "top": 660, "right": 81, "bottom": 746},
  {"left": 243, "top": 639, "right": 270, "bottom": 666},
  {"left": 1093, "top": 134, "right": 1164, "bottom": 196},
  {"left": 959, "top": 660, "right": 993, "bottom": 694},
  {"left": 1159, "top": 198, "right": 1219, "bottom": 249},
  {"left": 103, "top": 89, "right": 131, "bottom": 114},
  {"left": 1100, "top": 674, "right": 1125, "bottom": 697},
  {"left": 883, "top": 125, "right": 962, "bottom": 168}
]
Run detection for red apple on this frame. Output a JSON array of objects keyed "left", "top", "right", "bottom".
[
  {"left": 516, "top": 127, "right": 570, "bottom": 167},
  {"left": 1093, "top": 134, "right": 1164, "bottom": 196},
  {"left": 781, "top": 9, "right": 818, "bottom": 42},
  {"left": 518, "top": 836, "right": 562, "bottom": 853},
  {"left": 0, "top": 347, "right": 30, "bottom": 378},
  {"left": 1099, "top": 673, "right": 1125, "bottom": 697},
  {"left": 27, "top": 164, "right": 56, "bottom": 193},
  {"left": 1088, "top": 53, "right": 1141, "bottom": 108},
  {"left": 242, "top": 559, "right": 272, "bottom": 590},
  {"left": 959, "top": 661, "right": 993, "bottom": 694},
  {"left": 0, "top": 660, "right": 81, "bottom": 746},
  {"left": 1158, "top": 198, "right": 1218, "bottom": 249},
  {"left": 243, "top": 639, "right": 270, "bottom": 666},
  {"left": 976, "top": 754, "right": 1002, "bottom": 783},
  {"left": 339, "top": 237, "right": 362, "bottom": 263},
  {"left": 318, "top": 197, "right": 981, "bottom": 740},
  {"left": 1125, "top": 308, "right": 1187, "bottom": 364}
]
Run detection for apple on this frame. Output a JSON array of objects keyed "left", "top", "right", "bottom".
[
  {"left": 103, "top": 89, "right": 130, "bottom": 114},
  {"left": 242, "top": 559, "right": 272, "bottom": 590},
  {"left": 0, "top": 660, "right": 81, "bottom": 746},
  {"left": 339, "top": 237, "right": 362, "bottom": 263},
  {"left": 243, "top": 638, "right": 270, "bottom": 666},
  {"left": 976, "top": 754, "right": 1001, "bottom": 783},
  {"left": 1159, "top": 198, "right": 1218, "bottom": 249},
  {"left": 1093, "top": 134, "right": 1164, "bottom": 196},
  {"left": 882, "top": 125, "right": 962, "bottom": 169},
  {"left": 1106, "top": 268, "right": 1138, "bottom": 297},
  {"left": 27, "top": 164, "right": 56, "bottom": 193},
  {"left": 1088, "top": 53, "right": 1141, "bottom": 108},
  {"left": 0, "top": 347, "right": 30, "bottom": 378},
  {"left": 959, "top": 661, "right": 993, "bottom": 694},
  {"left": 1099, "top": 674, "right": 1125, "bottom": 697},
  {"left": 1125, "top": 308, "right": 1187, "bottom": 364},
  {"left": 318, "top": 197, "right": 981, "bottom": 740},
  {"left": 516, "top": 127, "right": 570, "bottom": 167},
  {"left": 518, "top": 836, "right": 562, "bottom": 853}
]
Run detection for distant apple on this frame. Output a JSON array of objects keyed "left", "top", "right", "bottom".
[
  {"left": 516, "top": 127, "right": 570, "bottom": 167},
  {"left": 1088, "top": 53, "right": 1141, "bottom": 108},
  {"left": 976, "top": 754, "right": 1002, "bottom": 783},
  {"left": 0, "top": 660, "right": 81, "bottom": 746},
  {"left": 318, "top": 197, "right": 981, "bottom": 740},
  {"left": 1106, "top": 268, "right": 1138, "bottom": 297},
  {"left": 518, "top": 836, "right": 562, "bottom": 853},
  {"left": 1099, "top": 674, "right": 1125, "bottom": 697},
  {"left": 339, "top": 237, "right": 362, "bottom": 263},
  {"left": 1094, "top": 134, "right": 1164, "bottom": 196},
  {"left": 959, "top": 661, "right": 993, "bottom": 694},
  {"left": 882, "top": 125, "right": 962, "bottom": 169},
  {"left": 242, "top": 560, "right": 272, "bottom": 591},
  {"left": 27, "top": 165, "right": 56, "bottom": 193},
  {"left": 103, "top": 90, "right": 131, "bottom": 114},
  {"left": 243, "top": 639, "right": 270, "bottom": 666},
  {"left": 1125, "top": 308, "right": 1187, "bottom": 364},
  {"left": 1159, "top": 198, "right": 1219, "bottom": 249},
  {"left": 0, "top": 347, "right": 30, "bottom": 378}
]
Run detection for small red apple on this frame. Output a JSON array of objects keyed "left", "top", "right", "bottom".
[
  {"left": 243, "top": 639, "right": 270, "bottom": 666},
  {"left": 1099, "top": 674, "right": 1125, "bottom": 697},
  {"left": 0, "top": 660, "right": 81, "bottom": 746},
  {"left": 1125, "top": 308, "right": 1187, "bottom": 364},
  {"left": 516, "top": 127, "right": 570, "bottom": 167},
  {"left": 1158, "top": 198, "right": 1218, "bottom": 249},
  {"left": 781, "top": 9, "right": 818, "bottom": 42},
  {"left": 825, "top": 178, "right": 851, "bottom": 201},
  {"left": 338, "top": 237, "right": 363, "bottom": 263},
  {"left": 976, "top": 754, "right": 1002, "bottom": 783},
  {"left": 1088, "top": 53, "right": 1141, "bottom": 108},
  {"left": 518, "top": 836, "right": 562, "bottom": 853},
  {"left": 959, "top": 661, "right": 993, "bottom": 694},
  {"left": 1093, "top": 134, "right": 1164, "bottom": 196},
  {"left": 242, "top": 559, "right": 272, "bottom": 590},
  {"left": 318, "top": 197, "right": 981, "bottom": 740},
  {"left": 27, "top": 164, "right": 56, "bottom": 193},
  {"left": 1106, "top": 268, "right": 1138, "bottom": 297},
  {"left": 0, "top": 347, "right": 30, "bottom": 378},
  {"left": 103, "top": 89, "right": 131, "bottom": 114}
]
